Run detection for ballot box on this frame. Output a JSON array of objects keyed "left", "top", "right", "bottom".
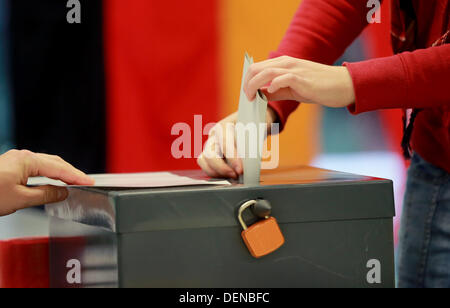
[{"left": 45, "top": 166, "right": 395, "bottom": 288}]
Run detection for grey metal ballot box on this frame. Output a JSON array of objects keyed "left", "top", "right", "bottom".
[{"left": 45, "top": 166, "right": 396, "bottom": 288}]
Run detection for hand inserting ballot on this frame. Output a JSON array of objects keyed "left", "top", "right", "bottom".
[
  {"left": 244, "top": 56, "right": 355, "bottom": 108},
  {"left": 197, "top": 108, "right": 277, "bottom": 179},
  {"left": 198, "top": 55, "right": 356, "bottom": 179},
  {"left": 0, "top": 150, "right": 94, "bottom": 217}
]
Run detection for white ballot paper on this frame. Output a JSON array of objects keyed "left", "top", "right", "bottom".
[
  {"left": 236, "top": 53, "right": 268, "bottom": 185},
  {"left": 27, "top": 172, "right": 231, "bottom": 188}
]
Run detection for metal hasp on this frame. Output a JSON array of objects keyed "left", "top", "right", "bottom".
[{"left": 238, "top": 200, "right": 257, "bottom": 230}]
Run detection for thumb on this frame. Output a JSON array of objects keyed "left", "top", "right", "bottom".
[{"left": 18, "top": 185, "right": 69, "bottom": 208}]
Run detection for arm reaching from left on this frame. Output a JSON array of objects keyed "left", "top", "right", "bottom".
[{"left": 0, "top": 150, "right": 94, "bottom": 216}]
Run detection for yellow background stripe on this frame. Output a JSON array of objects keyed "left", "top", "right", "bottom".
[{"left": 219, "top": 0, "right": 321, "bottom": 167}]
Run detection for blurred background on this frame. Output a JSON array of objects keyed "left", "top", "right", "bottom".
[{"left": 0, "top": 0, "right": 405, "bottom": 245}]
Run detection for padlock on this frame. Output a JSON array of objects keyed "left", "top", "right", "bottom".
[
  {"left": 251, "top": 198, "right": 272, "bottom": 219},
  {"left": 238, "top": 199, "right": 285, "bottom": 258}
]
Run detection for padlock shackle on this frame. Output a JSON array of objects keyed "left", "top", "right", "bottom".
[{"left": 238, "top": 200, "right": 257, "bottom": 230}]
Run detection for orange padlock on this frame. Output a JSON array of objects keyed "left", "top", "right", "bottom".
[{"left": 238, "top": 200, "right": 285, "bottom": 258}]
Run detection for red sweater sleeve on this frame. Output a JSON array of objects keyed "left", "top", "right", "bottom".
[
  {"left": 345, "top": 44, "right": 450, "bottom": 113},
  {"left": 268, "top": 0, "right": 371, "bottom": 129}
]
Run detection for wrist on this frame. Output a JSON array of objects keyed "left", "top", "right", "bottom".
[{"left": 339, "top": 66, "right": 356, "bottom": 107}]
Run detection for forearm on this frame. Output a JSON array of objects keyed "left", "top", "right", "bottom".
[
  {"left": 269, "top": 0, "right": 372, "bottom": 128},
  {"left": 345, "top": 44, "right": 450, "bottom": 114},
  {"left": 271, "top": 0, "right": 372, "bottom": 64}
]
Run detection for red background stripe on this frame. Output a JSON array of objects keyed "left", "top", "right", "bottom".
[{"left": 104, "top": 0, "right": 221, "bottom": 172}]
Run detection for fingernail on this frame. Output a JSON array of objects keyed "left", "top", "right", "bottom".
[
  {"left": 79, "top": 175, "right": 95, "bottom": 185},
  {"left": 86, "top": 176, "right": 95, "bottom": 185}
]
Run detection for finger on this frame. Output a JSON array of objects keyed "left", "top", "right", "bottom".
[
  {"left": 38, "top": 153, "right": 65, "bottom": 163},
  {"left": 35, "top": 154, "right": 82, "bottom": 178},
  {"left": 205, "top": 127, "right": 239, "bottom": 178},
  {"left": 197, "top": 155, "right": 220, "bottom": 178},
  {"left": 17, "top": 185, "right": 69, "bottom": 208},
  {"left": 260, "top": 87, "right": 295, "bottom": 102},
  {"left": 199, "top": 136, "right": 234, "bottom": 178},
  {"left": 264, "top": 73, "right": 306, "bottom": 102},
  {"left": 267, "top": 73, "right": 298, "bottom": 94},
  {"left": 219, "top": 123, "right": 242, "bottom": 175},
  {"left": 30, "top": 154, "right": 94, "bottom": 185},
  {"left": 244, "top": 68, "right": 289, "bottom": 101},
  {"left": 244, "top": 56, "right": 292, "bottom": 93},
  {"left": 202, "top": 137, "right": 237, "bottom": 179},
  {"left": 204, "top": 155, "right": 237, "bottom": 179},
  {"left": 202, "top": 132, "right": 223, "bottom": 160},
  {"left": 227, "top": 156, "right": 243, "bottom": 176}
]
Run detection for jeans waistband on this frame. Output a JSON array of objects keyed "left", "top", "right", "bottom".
[{"left": 409, "top": 152, "right": 450, "bottom": 181}]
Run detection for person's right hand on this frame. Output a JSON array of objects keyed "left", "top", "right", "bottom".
[
  {"left": 243, "top": 56, "right": 355, "bottom": 108},
  {"left": 0, "top": 150, "right": 94, "bottom": 216},
  {"left": 197, "top": 107, "right": 278, "bottom": 179}
]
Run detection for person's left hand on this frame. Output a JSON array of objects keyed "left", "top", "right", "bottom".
[
  {"left": 0, "top": 150, "right": 95, "bottom": 216},
  {"left": 243, "top": 56, "right": 356, "bottom": 108}
]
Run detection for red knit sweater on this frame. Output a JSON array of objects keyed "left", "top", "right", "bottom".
[{"left": 268, "top": 0, "right": 450, "bottom": 173}]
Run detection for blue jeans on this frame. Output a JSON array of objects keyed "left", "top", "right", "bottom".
[{"left": 397, "top": 153, "right": 450, "bottom": 288}]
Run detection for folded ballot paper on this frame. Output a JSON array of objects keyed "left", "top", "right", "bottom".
[
  {"left": 27, "top": 172, "right": 231, "bottom": 188},
  {"left": 236, "top": 53, "right": 269, "bottom": 185}
]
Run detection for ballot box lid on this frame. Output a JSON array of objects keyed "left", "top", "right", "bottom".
[{"left": 45, "top": 166, "right": 395, "bottom": 234}]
